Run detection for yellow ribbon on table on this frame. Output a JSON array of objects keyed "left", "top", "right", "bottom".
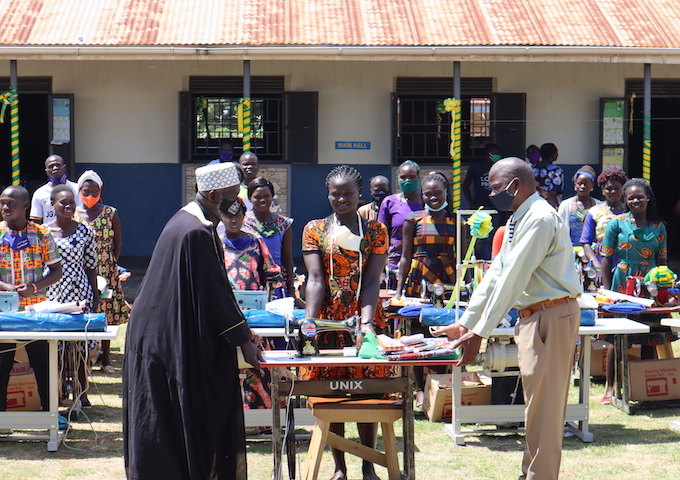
[{"left": 0, "top": 89, "right": 17, "bottom": 123}]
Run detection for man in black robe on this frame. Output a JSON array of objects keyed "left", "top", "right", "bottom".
[{"left": 123, "top": 162, "right": 262, "bottom": 480}]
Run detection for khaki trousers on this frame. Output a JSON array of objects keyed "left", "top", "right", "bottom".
[{"left": 514, "top": 298, "right": 579, "bottom": 480}]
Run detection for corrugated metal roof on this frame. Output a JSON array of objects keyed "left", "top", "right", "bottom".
[{"left": 1, "top": 0, "right": 680, "bottom": 48}]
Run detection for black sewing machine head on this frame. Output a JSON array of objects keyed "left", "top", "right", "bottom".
[{"left": 285, "top": 315, "right": 359, "bottom": 357}]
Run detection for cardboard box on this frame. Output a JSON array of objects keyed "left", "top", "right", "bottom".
[
  {"left": 423, "top": 372, "right": 492, "bottom": 422},
  {"left": 628, "top": 358, "right": 680, "bottom": 402},
  {"left": 590, "top": 340, "right": 641, "bottom": 377},
  {"left": 7, "top": 362, "right": 41, "bottom": 411}
]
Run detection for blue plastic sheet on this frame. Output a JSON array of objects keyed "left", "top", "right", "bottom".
[
  {"left": 601, "top": 302, "right": 647, "bottom": 315},
  {"left": 243, "top": 309, "right": 306, "bottom": 328},
  {"left": 0, "top": 312, "right": 107, "bottom": 332},
  {"left": 420, "top": 307, "right": 595, "bottom": 326}
]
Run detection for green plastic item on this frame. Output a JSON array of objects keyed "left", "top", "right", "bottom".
[{"left": 358, "top": 331, "right": 385, "bottom": 359}]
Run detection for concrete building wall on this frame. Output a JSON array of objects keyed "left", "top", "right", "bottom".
[{"left": 3, "top": 59, "right": 680, "bottom": 255}]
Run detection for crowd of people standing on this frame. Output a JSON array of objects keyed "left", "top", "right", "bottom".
[{"left": 2, "top": 144, "right": 676, "bottom": 480}]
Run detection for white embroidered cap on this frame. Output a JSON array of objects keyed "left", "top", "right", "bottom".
[
  {"left": 77, "top": 170, "right": 103, "bottom": 188},
  {"left": 195, "top": 162, "right": 240, "bottom": 191}
]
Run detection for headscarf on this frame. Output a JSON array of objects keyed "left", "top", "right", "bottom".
[{"left": 77, "top": 170, "right": 103, "bottom": 189}]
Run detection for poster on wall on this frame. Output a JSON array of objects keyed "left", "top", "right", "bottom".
[
  {"left": 602, "top": 147, "right": 625, "bottom": 167},
  {"left": 602, "top": 100, "right": 624, "bottom": 145},
  {"left": 52, "top": 98, "right": 71, "bottom": 145}
]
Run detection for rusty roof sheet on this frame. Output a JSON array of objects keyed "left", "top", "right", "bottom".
[{"left": 1, "top": 0, "right": 680, "bottom": 48}]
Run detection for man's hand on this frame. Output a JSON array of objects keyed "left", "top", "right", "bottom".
[
  {"left": 15, "top": 284, "right": 33, "bottom": 298},
  {"left": 240, "top": 340, "right": 263, "bottom": 369},
  {"left": 432, "top": 323, "right": 483, "bottom": 367}
]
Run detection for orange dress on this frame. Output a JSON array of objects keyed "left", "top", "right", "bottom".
[{"left": 300, "top": 216, "right": 393, "bottom": 380}]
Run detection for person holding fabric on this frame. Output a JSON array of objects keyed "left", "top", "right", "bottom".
[
  {"left": 435, "top": 158, "right": 582, "bottom": 480},
  {"left": 45, "top": 185, "right": 99, "bottom": 408},
  {"left": 558, "top": 165, "right": 601, "bottom": 247},
  {"left": 123, "top": 161, "right": 262, "bottom": 480},
  {"left": 358, "top": 175, "right": 390, "bottom": 222},
  {"left": 74, "top": 170, "right": 129, "bottom": 374},
  {"left": 378, "top": 160, "right": 423, "bottom": 289},
  {"left": 29, "top": 154, "right": 82, "bottom": 224},
  {"left": 243, "top": 176, "right": 295, "bottom": 297},
  {"left": 302, "top": 165, "right": 391, "bottom": 480},
  {"left": 0, "top": 186, "right": 63, "bottom": 412},
  {"left": 221, "top": 198, "right": 284, "bottom": 412},
  {"left": 394, "top": 171, "right": 455, "bottom": 407}
]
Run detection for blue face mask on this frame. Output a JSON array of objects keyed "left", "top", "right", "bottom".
[
  {"left": 47, "top": 172, "right": 68, "bottom": 186},
  {"left": 1, "top": 231, "right": 30, "bottom": 251},
  {"left": 220, "top": 152, "right": 234, "bottom": 162},
  {"left": 427, "top": 201, "right": 449, "bottom": 213}
]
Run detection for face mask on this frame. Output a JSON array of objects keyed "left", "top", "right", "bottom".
[
  {"left": 527, "top": 152, "right": 541, "bottom": 163},
  {"left": 371, "top": 191, "right": 390, "bottom": 205},
  {"left": 81, "top": 193, "right": 101, "bottom": 209},
  {"left": 490, "top": 154, "right": 501, "bottom": 163},
  {"left": 220, "top": 152, "right": 233, "bottom": 162},
  {"left": 48, "top": 172, "right": 68, "bottom": 186},
  {"left": 1, "top": 231, "right": 30, "bottom": 251},
  {"left": 489, "top": 179, "right": 517, "bottom": 212},
  {"left": 399, "top": 179, "right": 419, "bottom": 195},
  {"left": 333, "top": 224, "right": 363, "bottom": 252},
  {"left": 427, "top": 201, "right": 448, "bottom": 213}
]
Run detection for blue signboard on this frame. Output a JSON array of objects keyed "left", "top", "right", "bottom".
[{"left": 335, "top": 141, "right": 371, "bottom": 150}]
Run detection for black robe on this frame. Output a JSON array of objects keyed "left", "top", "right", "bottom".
[{"left": 123, "top": 201, "right": 251, "bottom": 480}]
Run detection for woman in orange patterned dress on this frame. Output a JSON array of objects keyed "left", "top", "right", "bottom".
[{"left": 302, "top": 165, "right": 389, "bottom": 480}]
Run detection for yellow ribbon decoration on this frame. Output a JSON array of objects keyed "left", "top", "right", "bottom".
[
  {"left": 237, "top": 98, "right": 251, "bottom": 134},
  {"left": 0, "top": 89, "right": 17, "bottom": 123}
]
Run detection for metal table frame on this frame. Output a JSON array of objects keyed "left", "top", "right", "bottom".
[
  {"left": 260, "top": 351, "right": 456, "bottom": 480},
  {"left": 0, "top": 326, "right": 119, "bottom": 451},
  {"left": 444, "top": 318, "right": 649, "bottom": 444}
]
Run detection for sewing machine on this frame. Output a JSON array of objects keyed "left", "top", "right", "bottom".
[{"left": 284, "top": 315, "right": 359, "bottom": 357}]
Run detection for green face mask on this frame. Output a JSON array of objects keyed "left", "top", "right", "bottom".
[
  {"left": 399, "top": 179, "right": 420, "bottom": 195},
  {"left": 491, "top": 154, "right": 502, "bottom": 163}
]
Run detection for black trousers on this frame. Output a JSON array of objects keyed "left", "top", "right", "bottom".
[{"left": 0, "top": 340, "right": 49, "bottom": 411}]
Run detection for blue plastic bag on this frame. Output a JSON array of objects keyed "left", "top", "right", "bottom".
[{"left": 0, "top": 312, "right": 107, "bottom": 332}]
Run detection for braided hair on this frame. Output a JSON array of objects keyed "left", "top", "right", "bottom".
[
  {"left": 623, "top": 178, "right": 663, "bottom": 224},
  {"left": 325, "top": 165, "right": 362, "bottom": 191}
]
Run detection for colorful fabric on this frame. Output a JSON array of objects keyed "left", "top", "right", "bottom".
[
  {"left": 46, "top": 223, "right": 97, "bottom": 309},
  {"left": 0, "top": 221, "right": 61, "bottom": 306},
  {"left": 601, "top": 212, "right": 668, "bottom": 293},
  {"left": 532, "top": 163, "right": 564, "bottom": 194},
  {"left": 300, "top": 216, "right": 394, "bottom": 381},
  {"left": 404, "top": 211, "right": 457, "bottom": 297},
  {"left": 75, "top": 206, "right": 130, "bottom": 324},
  {"left": 222, "top": 232, "right": 284, "bottom": 291},
  {"left": 378, "top": 194, "right": 422, "bottom": 269},
  {"left": 242, "top": 214, "right": 293, "bottom": 267}
]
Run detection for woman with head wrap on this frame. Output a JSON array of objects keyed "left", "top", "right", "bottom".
[
  {"left": 75, "top": 170, "right": 130, "bottom": 374},
  {"left": 557, "top": 165, "right": 601, "bottom": 247}
]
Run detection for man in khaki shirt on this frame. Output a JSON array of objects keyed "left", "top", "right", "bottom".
[{"left": 436, "top": 157, "right": 582, "bottom": 480}]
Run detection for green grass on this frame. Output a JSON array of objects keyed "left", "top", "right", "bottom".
[{"left": 0, "top": 325, "right": 678, "bottom": 480}]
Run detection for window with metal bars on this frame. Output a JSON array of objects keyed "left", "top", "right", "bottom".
[{"left": 193, "top": 94, "right": 282, "bottom": 160}]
